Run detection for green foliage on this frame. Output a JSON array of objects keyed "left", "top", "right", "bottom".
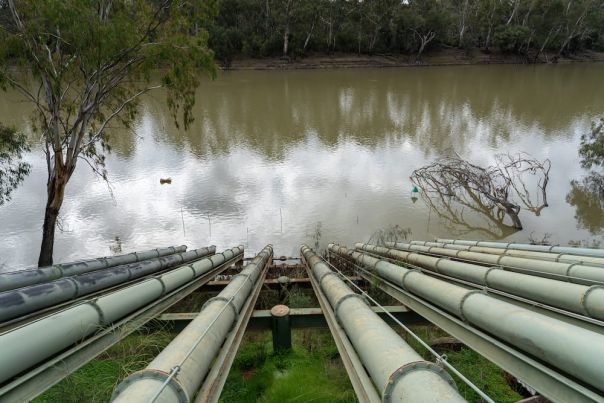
[
  {"left": 494, "top": 25, "right": 531, "bottom": 53},
  {"left": 220, "top": 331, "right": 356, "bottom": 403},
  {"left": 35, "top": 329, "right": 175, "bottom": 403},
  {"left": 0, "top": 124, "right": 30, "bottom": 205},
  {"left": 579, "top": 117, "right": 604, "bottom": 169},
  {"left": 202, "top": 0, "right": 604, "bottom": 59}
]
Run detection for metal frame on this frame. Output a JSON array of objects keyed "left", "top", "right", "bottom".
[
  {"left": 301, "top": 253, "right": 381, "bottom": 403},
  {"left": 157, "top": 305, "right": 423, "bottom": 331},
  {"left": 0, "top": 254, "right": 243, "bottom": 403},
  {"left": 355, "top": 270, "right": 603, "bottom": 403},
  {"left": 193, "top": 253, "right": 273, "bottom": 403}
]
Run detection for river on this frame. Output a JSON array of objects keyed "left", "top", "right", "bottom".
[{"left": 0, "top": 63, "right": 603, "bottom": 270}]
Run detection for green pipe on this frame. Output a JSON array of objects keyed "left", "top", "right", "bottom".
[
  {"left": 330, "top": 244, "right": 604, "bottom": 393},
  {"left": 436, "top": 239, "right": 604, "bottom": 259},
  {"left": 0, "top": 246, "right": 243, "bottom": 385},
  {"left": 409, "top": 241, "right": 604, "bottom": 267},
  {"left": 303, "top": 246, "right": 465, "bottom": 403},
  {"left": 357, "top": 243, "right": 604, "bottom": 321},
  {"left": 387, "top": 242, "right": 604, "bottom": 284},
  {"left": 0, "top": 245, "right": 188, "bottom": 292},
  {"left": 0, "top": 246, "right": 216, "bottom": 323},
  {"left": 111, "top": 245, "right": 272, "bottom": 403}
]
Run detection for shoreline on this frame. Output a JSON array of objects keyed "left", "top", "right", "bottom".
[{"left": 219, "top": 49, "right": 604, "bottom": 71}]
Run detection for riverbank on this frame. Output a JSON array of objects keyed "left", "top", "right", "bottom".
[{"left": 221, "top": 48, "right": 604, "bottom": 70}]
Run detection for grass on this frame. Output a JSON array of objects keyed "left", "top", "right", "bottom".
[
  {"left": 403, "top": 326, "right": 523, "bottom": 403},
  {"left": 34, "top": 328, "right": 176, "bottom": 403},
  {"left": 33, "top": 311, "right": 520, "bottom": 403},
  {"left": 219, "top": 330, "right": 357, "bottom": 403}
]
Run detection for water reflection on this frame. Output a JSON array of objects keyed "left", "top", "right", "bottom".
[
  {"left": 0, "top": 64, "right": 603, "bottom": 269},
  {"left": 566, "top": 173, "right": 604, "bottom": 235}
]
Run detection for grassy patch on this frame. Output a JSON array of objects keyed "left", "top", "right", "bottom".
[
  {"left": 403, "top": 326, "right": 523, "bottom": 403},
  {"left": 219, "top": 330, "right": 356, "bottom": 403},
  {"left": 34, "top": 328, "right": 175, "bottom": 403}
]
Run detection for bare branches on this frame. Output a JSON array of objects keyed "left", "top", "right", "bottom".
[{"left": 411, "top": 153, "right": 551, "bottom": 236}]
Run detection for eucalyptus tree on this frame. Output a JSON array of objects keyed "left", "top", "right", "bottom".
[{"left": 0, "top": 0, "right": 216, "bottom": 266}]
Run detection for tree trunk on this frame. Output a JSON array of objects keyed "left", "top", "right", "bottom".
[
  {"left": 38, "top": 170, "right": 68, "bottom": 267},
  {"left": 283, "top": 23, "right": 290, "bottom": 57}
]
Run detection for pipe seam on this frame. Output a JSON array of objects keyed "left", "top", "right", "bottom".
[
  {"left": 64, "top": 276, "right": 80, "bottom": 297},
  {"left": 382, "top": 361, "right": 458, "bottom": 403},
  {"left": 87, "top": 298, "right": 107, "bottom": 325},
  {"left": 458, "top": 290, "right": 484, "bottom": 322},
  {"left": 483, "top": 266, "right": 501, "bottom": 287},
  {"left": 333, "top": 293, "right": 368, "bottom": 320},
  {"left": 202, "top": 296, "right": 239, "bottom": 324},
  {"left": 400, "top": 269, "right": 421, "bottom": 291},
  {"left": 154, "top": 275, "right": 167, "bottom": 296},
  {"left": 581, "top": 286, "right": 604, "bottom": 318},
  {"left": 231, "top": 272, "right": 254, "bottom": 288},
  {"left": 318, "top": 270, "right": 340, "bottom": 285}
]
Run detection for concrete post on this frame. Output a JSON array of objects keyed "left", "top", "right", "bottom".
[{"left": 271, "top": 304, "right": 292, "bottom": 352}]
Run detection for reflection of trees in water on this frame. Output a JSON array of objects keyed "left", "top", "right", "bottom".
[
  {"left": 137, "top": 66, "right": 604, "bottom": 160},
  {"left": 411, "top": 153, "right": 550, "bottom": 239},
  {"left": 368, "top": 225, "right": 412, "bottom": 246},
  {"left": 566, "top": 174, "right": 604, "bottom": 235},
  {"left": 567, "top": 117, "right": 604, "bottom": 235}
]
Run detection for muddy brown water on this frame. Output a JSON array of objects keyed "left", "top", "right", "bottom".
[{"left": 0, "top": 63, "right": 603, "bottom": 270}]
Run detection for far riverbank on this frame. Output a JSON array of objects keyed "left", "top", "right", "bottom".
[{"left": 220, "top": 48, "right": 604, "bottom": 70}]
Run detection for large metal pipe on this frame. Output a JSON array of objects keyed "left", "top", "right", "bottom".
[
  {"left": 0, "top": 245, "right": 188, "bottom": 292},
  {"left": 0, "top": 246, "right": 243, "bottom": 384},
  {"left": 111, "top": 245, "right": 273, "bottom": 403},
  {"left": 356, "top": 243, "right": 604, "bottom": 321},
  {"left": 0, "top": 246, "right": 216, "bottom": 323},
  {"left": 302, "top": 246, "right": 464, "bottom": 403},
  {"left": 386, "top": 242, "right": 604, "bottom": 284},
  {"left": 329, "top": 244, "right": 604, "bottom": 392},
  {"left": 436, "top": 239, "right": 604, "bottom": 259},
  {"left": 409, "top": 241, "right": 604, "bottom": 267}
]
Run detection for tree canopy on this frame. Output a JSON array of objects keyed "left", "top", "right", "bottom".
[
  {"left": 0, "top": 124, "right": 30, "bottom": 206},
  {"left": 205, "top": 0, "right": 604, "bottom": 63},
  {"left": 0, "top": 0, "right": 216, "bottom": 265}
]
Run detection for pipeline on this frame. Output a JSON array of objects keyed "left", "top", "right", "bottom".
[
  {"left": 356, "top": 243, "right": 604, "bottom": 321},
  {"left": 409, "top": 241, "right": 604, "bottom": 267},
  {"left": 0, "top": 246, "right": 216, "bottom": 323},
  {"left": 111, "top": 245, "right": 273, "bottom": 403},
  {"left": 0, "top": 246, "right": 243, "bottom": 385},
  {"left": 436, "top": 239, "right": 604, "bottom": 259},
  {"left": 386, "top": 242, "right": 604, "bottom": 284},
  {"left": 302, "top": 246, "right": 465, "bottom": 403},
  {"left": 0, "top": 245, "right": 188, "bottom": 292},
  {"left": 329, "top": 244, "right": 604, "bottom": 392}
]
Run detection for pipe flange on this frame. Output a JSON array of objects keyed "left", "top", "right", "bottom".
[
  {"left": 133, "top": 251, "right": 141, "bottom": 261},
  {"left": 400, "top": 269, "right": 421, "bottom": 290},
  {"left": 87, "top": 298, "right": 107, "bottom": 325},
  {"left": 458, "top": 290, "right": 483, "bottom": 321},
  {"left": 483, "top": 266, "right": 502, "bottom": 287},
  {"left": 382, "top": 361, "right": 458, "bottom": 403},
  {"left": 153, "top": 248, "right": 161, "bottom": 258},
  {"left": 111, "top": 368, "right": 189, "bottom": 402},
  {"left": 581, "top": 285, "right": 604, "bottom": 318},
  {"left": 203, "top": 296, "right": 239, "bottom": 322}
]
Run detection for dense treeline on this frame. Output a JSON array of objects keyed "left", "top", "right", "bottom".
[{"left": 207, "top": 0, "right": 604, "bottom": 64}]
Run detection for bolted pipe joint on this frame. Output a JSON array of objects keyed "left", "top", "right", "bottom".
[{"left": 383, "top": 361, "right": 458, "bottom": 403}]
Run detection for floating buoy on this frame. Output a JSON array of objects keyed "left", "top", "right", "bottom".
[
  {"left": 412, "top": 186, "right": 419, "bottom": 193},
  {"left": 160, "top": 177, "right": 172, "bottom": 185}
]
